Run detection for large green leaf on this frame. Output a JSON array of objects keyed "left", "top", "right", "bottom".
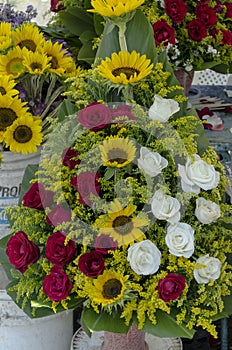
[
  {"left": 59, "top": 7, "right": 95, "bottom": 36},
  {"left": 95, "top": 10, "right": 156, "bottom": 64}
]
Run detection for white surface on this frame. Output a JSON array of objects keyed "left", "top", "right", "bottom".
[
  {"left": 193, "top": 70, "right": 231, "bottom": 86},
  {"left": 71, "top": 328, "right": 182, "bottom": 350},
  {"left": 0, "top": 290, "right": 73, "bottom": 350}
]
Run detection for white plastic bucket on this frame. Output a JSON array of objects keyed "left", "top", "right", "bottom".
[
  {"left": 0, "top": 150, "right": 40, "bottom": 239},
  {"left": 0, "top": 290, "right": 73, "bottom": 350}
]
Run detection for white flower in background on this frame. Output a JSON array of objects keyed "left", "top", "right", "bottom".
[
  {"left": 137, "top": 147, "right": 168, "bottom": 177},
  {"left": 178, "top": 154, "right": 220, "bottom": 194},
  {"left": 151, "top": 189, "right": 181, "bottom": 224},
  {"left": 127, "top": 239, "right": 161, "bottom": 275},
  {"left": 165, "top": 222, "right": 194, "bottom": 258},
  {"left": 194, "top": 255, "right": 222, "bottom": 284},
  {"left": 148, "top": 95, "right": 180, "bottom": 122},
  {"left": 195, "top": 197, "right": 221, "bottom": 224}
]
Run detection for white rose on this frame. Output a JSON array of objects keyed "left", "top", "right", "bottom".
[
  {"left": 194, "top": 255, "right": 222, "bottom": 284},
  {"left": 195, "top": 197, "right": 221, "bottom": 224},
  {"left": 151, "top": 189, "right": 180, "bottom": 224},
  {"left": 148, "top": 95, "right": 180, "bottom": 122},
  {"left": 165, "top": 222, "right": 194, "bottom": 258},
  {"left": 127, "top": 240, "right": 161, "bottom": 275},
  {"left": 137, "top": 147, "right": 168, "bottom": 177},
  {"left": 178, "top": 154, "right": 220, "bottom": 194}
]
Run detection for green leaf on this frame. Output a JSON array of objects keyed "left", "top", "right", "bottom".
[
  {"left": 59, "top": 7, "right": 95, "bottom": 36},
  {"left": 56, "top": 99, "right": 78, "bottom": 122},
  {"left": 93, "top": 14, "right": 104, "bottom": 36},
  {"left": 81, "top": 308, "right": 131, "bottom": 334},
  {"left": 141, "top": 310, "right": 195, "bottom": 339},
  {"left": 18, "top": 164, "right": 39, "bottom": 205},
  {"left": 104, "top": 167, "right": 115, "bottom": 180}
]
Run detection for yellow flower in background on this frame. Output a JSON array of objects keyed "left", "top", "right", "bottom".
[
  {"left": 4, "top": 114, "right": 43, "bottom": 154},
  {"left": 0, "top": 76, "right": 19, "bottom": 97},
  {"left": 42, "top": 40, "right": 74, "bottom": 76},
  {"left": 98, "top": 50, "right": 153, "bottom": 85},
  {"left": 99, "top": 136, "right": 136, "bottom": 168},
  {"left": 88, "top": 0, "right": 145, "bottom": 17},
  {"left": 0, "top": 94, "right": 27, "bottom": 131},
  {"left": 23, "top": 51, "right": 51, "bottom": 75},
  {"left": 0, "top": 22, "right": 12, "bottom": 51},
  {"left": 0, "top": 46, "right": 27, "bottom": 78},
  {"left": 95, "top": 199, "right": 148, "bottom": 246},
  {"left": 11, "top": 22, "right": 45, "bottom": 52},
  {"left": 87, "top": 270, "right": 128, "bottom": 307}
]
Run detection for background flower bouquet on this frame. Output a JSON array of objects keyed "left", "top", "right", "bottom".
[
  {"left": 0, "top": 4, "right": 77, "bottom": 156},
  {"left": 0, "top": 0, "right": 232, "bottom": 342}
]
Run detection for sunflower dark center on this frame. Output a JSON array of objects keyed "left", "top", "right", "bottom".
[
  {"left": 102, "top": 278, "right": 122, "bottom": 299},
  {"left": 18, "top": 40, "right": 37, "bottom": 52},
  {"left": 107, "top": 148, "right": 128, "bottom": 164},
  {"left": 0, "top": 108, "right": 17, "bottom": 129},
  {"left": 0, "top": 87, "right": 6, "bottom": 95},
  {"left": 31, "top": 62, "right": 42, "bottom": 71},
  {"left": 113, "top": 215, "right": 133, "bottom": 235},
  {"left": 112, "top": 67, "right": 140, "bottom": 79},
  {"left": 13, "top": 125, "right": 33, "bottom": 143},
  {"left": 49, "top": 56, "right": 58, "bottom": 69}
]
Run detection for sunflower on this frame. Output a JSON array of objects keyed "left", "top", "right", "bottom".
[
  {"left": 0, "top": 95, "right": 28, "bottom": 131},
  {"left": 0, "top": 76, "right": 19, "bottom": 97},
  {"left": 42, "top": 41, "right": 74, "bottom": 76},
  {"left": 0, "top": 22, "right": 12, "bottom": 51},
  {"left": 23, "top": 51, "right": 51, "bottom": 75},
  {"left": 4, "top": 114, "right": 43, "bottom": 154},
  {"left": 99, "top": 136, "right": 136, "bottom": 168},
  {"left": 97, "top": 50, "right": 153, "bottom": 85},
  {"left": 88, "top": 0, "right": 145, "bottom": 18},
  {"left": 87, "top": 270, "right": 128, "bottom": 307},
  {"left": 94, "top": 199, "right": 149, "bottom": 246},
  {"left": 0, "top": 46, "right": 27, "bottom": 78},
  {"left": 11, "top": 23, "right": 45, "bottom": 52}
]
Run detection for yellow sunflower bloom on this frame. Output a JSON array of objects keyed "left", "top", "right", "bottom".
[
  {"left": 0, "top": 46, "right": 27, "bottom": 78},
  {"left": 0, "top": 22, "right": 12, "bottom": 51},
  {"left": 94, "top": 199, "right": 149, "bottom": 246},
  {"left": 88, "top": 0, "right": 145, "bottom": 17},
  {"left": 0, "top": 76, "right": 19, "bottom": 97},
  {"left": 42, "top": 40, "right": 74, "bottom": 76},
  {"left": 98, "top": 50, "right": 153, "bottom": 85},
  {"left": 99, "top": 136, "right": 136, "bottom": 168},
  {"left": 87, "top": 270, "right": 128, "bottom": 307},
  {"left": 0, "top": 94, "right": 28, "bottom": 131},
  {"left": 11, "top": 23, "right": 45, "bottom": 52},
  {"left": 23, "top": 50, "right": 51, "bottom": 75},
  {"left": 4, "top": 114, "right": 43, "bottom": 154}
]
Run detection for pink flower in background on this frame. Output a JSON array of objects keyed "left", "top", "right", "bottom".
[
  {"left": 62, "top": 147, "right": 80, "bottom": 170},
  {"left": 50, "top": 0, "right": 65, "bottom": 12},
  {"left": 187, "top": 19, "right": 208, "bottom": 41},
  {"left": 195, "top": 4, "right": 217, "bottom": 28},
  {"left": 77, "top": 102, "right": 111, "bottom": 131},
  {"left": 6, "top": 231, "right": 40, "bottom": 273},
  {"left": 46, "top": 204, "right": 71, "bottom": 226},
  {"left": 153, "top": 19, "right": 176, "bottom": 46},
  {"left": 164, "top": 0, "right": 187, "bottom": 23},
  {"left": 23, "top": 182, "right": 54, "bottom": 210}
]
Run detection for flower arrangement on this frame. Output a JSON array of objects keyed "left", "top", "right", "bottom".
[
  {"left": 1, "top": 0, "right": 232, "bottom": 341},
  {"left": 0, "top": 8, "right": 78, "bottom": 155},
  {"left": 142, "top": 0, "right": 232, "bottom": 73}
]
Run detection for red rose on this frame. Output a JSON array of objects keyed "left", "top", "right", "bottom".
[
  {"left": 77, "top": 102, "right": 111, "bottom": 131},
  {"left": 164, "top": 0, "right": 187, "bottom": 23},
  {"left": 23, "top": 182, "right": 54, "bottom": 210},
  {"left": 195, "top": 4, "right": 217, "bottom": 28},
  {"left": 62, "top": 148, "right": 80, "bottom": 170},
  {"left": 78, "top": 250, "right": 104, "bottom": 278},
  {"left": 6, "top": 231, "right": 40, "bottom": 274},
  {"left": 50, "top": 0, "right": 64, "bottom": 12},
  {"left": 46, "top": 204, "right": 71, "bottom": 226},
  {"left": 152, "top": 19, "right": 176, "bottom": 47},
  {"left": 94, "top": 234, "right": 118, "bottom": 255},
  {"left": 225, "top": 2, "right": 232, "bottom": 18},
  {"left": 187, "top": 19, "right": 208, "bottom": 41},
  {"left": 111, "top": 104, "right": 136, "bottom": 124},
  {"left": 158, "top": 273, "right": 186, "bottom": 302},
  {"left": 221, "top": 29, "right": 232, "bottom": 45},
  {"left": 70, "top": 171, "right": 101, "bottom": 207},
  {"left": 43, "top": 266, "right": 72, "bottom": 302},
  {"left": 45, "top": 232, "right": 76, "bottom": 266}
]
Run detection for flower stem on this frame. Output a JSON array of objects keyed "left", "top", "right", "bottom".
[{"left": 117, "top": 21, "right": 128, "bottom": 52}]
